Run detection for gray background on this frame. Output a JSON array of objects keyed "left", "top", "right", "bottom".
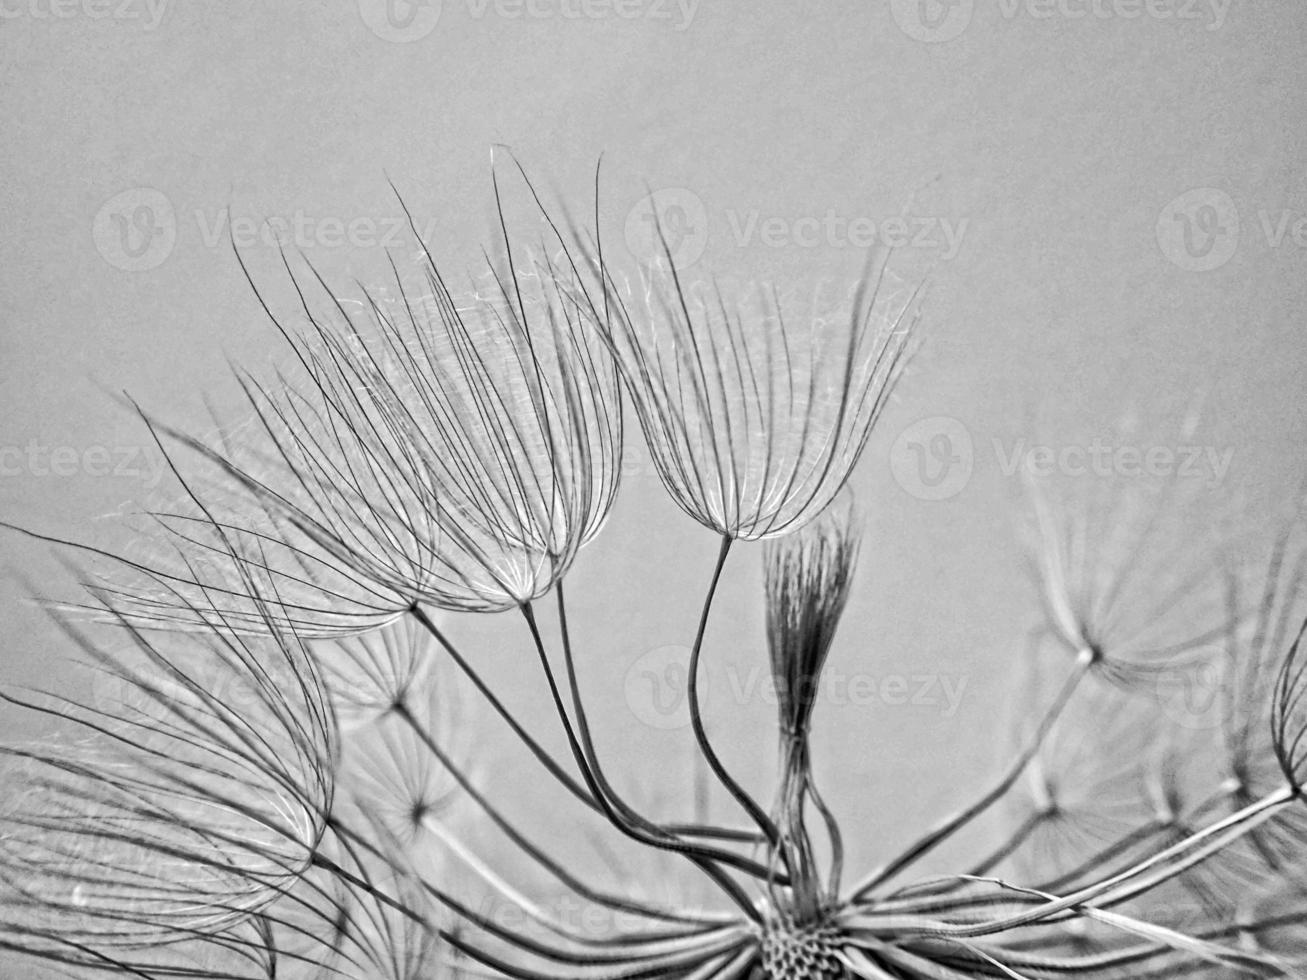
[{"left": 2, "top": 0, "right": 1307, "bottom": 970}]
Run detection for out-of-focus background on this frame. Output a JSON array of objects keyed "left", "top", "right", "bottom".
[{"left": 2, "top": 1, "right": 1306, "bottom": 970}]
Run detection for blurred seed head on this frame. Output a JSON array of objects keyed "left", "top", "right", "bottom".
[{"left": 0, "top": 600, "right": 338, "bottom": 954}]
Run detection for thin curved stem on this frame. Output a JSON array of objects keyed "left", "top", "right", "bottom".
[
  {"left": 848, "top": 785, "right": 1299, "bottom": 942},
  {"left": 686, "top": 536, "right": 781, "bottom": 851},
  {"left": 408, "top": 604, "right": 598, "bottom": 809},
  {"left": 849, "top": 650, "right": 1093, "bottom": 900},
  {"left": 390, "top": 700, "right": 721, "bottom": 930},
  {"left": 552, "top": 583, "right": 780, "bottom": 870},
  {"left": 520, "top": 600, "right": 766, "bottom": 920}
]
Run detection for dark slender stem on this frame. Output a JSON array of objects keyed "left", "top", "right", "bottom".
[
  {"left": 309, "top": 849, "right": 427, "bottom": 925},
  {"left": 408, "top": 604, "right": 599, "bottom": 810},
  {"left": 553, "top": 584, "right": 779, "bottom": 868},
  {"left": 520, "top": 600, "right": 767, "bottom": 920},
  {"left": 806, "top": 757, "right": 844, "bottom": 905},
  {"left": 663, "top": 823, "right": 766, "bottom": 844},
  {"left": 412, "top": 600, "right": 777, "bottom": 896},
  {"left": 693, "top": 748, "right": 710, "bottom": 828},
  {"left": 520, "top": 600, "right": 607, "bottom": 793},
  {"left": 686, "top": 536, "right": 781, "bottom": 848},
  {"left": 551, "top": 585, "right": 672, "bottom": 834},
  {"left": 773, "top": 733, "right": 820, "bottom": 921},
  {"left": 326, "top": 819, "right": 738, "bottom": 973},
  {"left": 390, "top": 701, "right": 714, "bottom": 932}
]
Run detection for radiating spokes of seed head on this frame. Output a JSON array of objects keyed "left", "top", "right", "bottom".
[
  {"left": 592, "top": 250, "right": 919, "bottom": 541},
  {"left": 0, "top": 585, "right": 339, "bottom": 961},
  {"left": 42, "top": 182, "right": 624, "bottom": 636}
]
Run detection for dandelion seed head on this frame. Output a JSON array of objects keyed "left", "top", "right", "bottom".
[
  {"left": 315, "top": 616, "right": 439, "bottom": 729},
  {"left": 598, "top": 254, "right": 918, "bottom": 540},
  {"left": 59, "top": 189, "right": 622, "bottom": 636},
  {"left": 337, "top": 674, "right": 469, "bottom": 874},
  {"left": 1021, "top": 441, "right": 1240, "bottom": 686},
  {"left": 6, "top": 170, "right": 1305, "bottom": 980},
  {"left": 0, "top": 595, "right": 338, "bottom": 952}
]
